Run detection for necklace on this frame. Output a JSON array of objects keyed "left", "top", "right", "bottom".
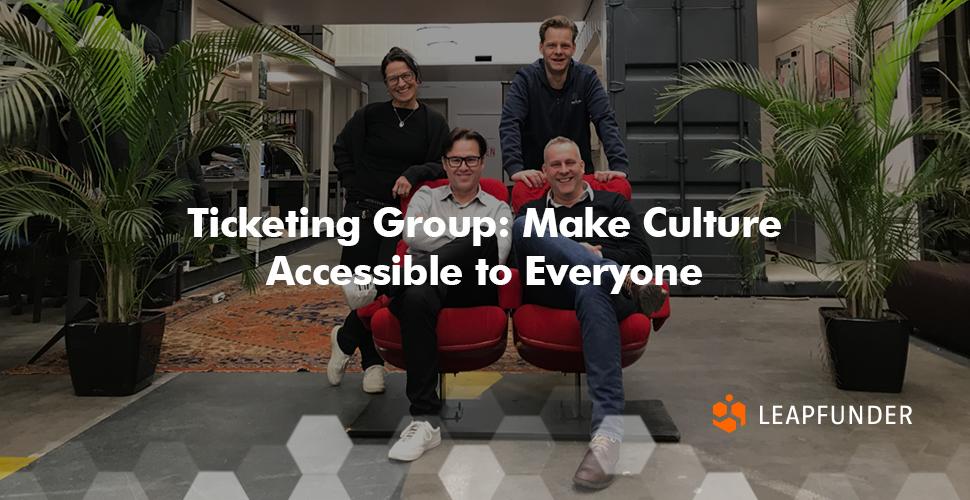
[{"left": 392, "top": 105, "right": 417, "bottom": 128}]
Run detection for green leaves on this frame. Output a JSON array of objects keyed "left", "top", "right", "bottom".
[
  {"left": 0, "top": 3, "right": 66, "bottom": 143},
  {"left": 656, "top": 0, "right": 970, "bottom": 319},
  {"left": 868, "top": 0, "right": 964, "bottom": 129},
  {"left": 0, "top": 1, "right": 316, "bottom": 322},
  {"left": 657, "top": 60, "right": 785, "bottom": 120}
]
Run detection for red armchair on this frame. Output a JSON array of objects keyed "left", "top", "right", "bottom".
[
  {"left": 362, "top": 178, "right": 521, "bottom": 373},
  {"left": 510, "top": 175, "right": 671, "bottom": 373},
  {"left": 347, "top": 175, "right": 679, "bottom": 442}
]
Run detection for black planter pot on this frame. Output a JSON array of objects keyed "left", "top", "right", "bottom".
[
  {"left": 65, "top": 311, "right": 166, "bottom": 397},
  {"left": 819, "top": 307, "right": 911, "bottom": 393}
]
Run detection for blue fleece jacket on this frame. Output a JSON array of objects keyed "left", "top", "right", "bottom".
[{"left": 499, "top": 58, "right": 629, "bottom": 176}]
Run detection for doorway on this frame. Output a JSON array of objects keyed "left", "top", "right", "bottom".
[{"left": 422, "top": 98, "right": 449, "bottom": 122}]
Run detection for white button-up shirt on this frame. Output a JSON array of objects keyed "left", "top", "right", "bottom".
[{"left": 403, "top": 184, "right": 513, "bottom": 264}]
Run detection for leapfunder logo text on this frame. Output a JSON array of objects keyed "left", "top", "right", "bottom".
[{"left": 713, "top": 395, "right": 913, "bottom": 433}]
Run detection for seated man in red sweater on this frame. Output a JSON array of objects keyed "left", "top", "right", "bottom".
[{"left": 511, "top": 136, "right": 666, "bottom": 490}]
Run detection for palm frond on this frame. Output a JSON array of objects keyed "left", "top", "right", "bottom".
[
  {"left": 868, "top": 0, "right": 967, "bottom": 128},
  {"left": 0, "top": 2, "right": 315, "bottom": 322},
  {"left": 0, "top": 2, "right": 68, "bottom": 143},
  {"left": 126, "top": 24, "right": 314, "bottom": 171},
  {"left": 656, "top": 0, "right": 970, "bottom": 319},
  {"left": 657, "top": 60, "right": 784, "bottom": 121}
]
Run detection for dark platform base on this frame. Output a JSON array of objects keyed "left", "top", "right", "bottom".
[{"left": 347, "top": 398, "right": 680, "bottom": 442}]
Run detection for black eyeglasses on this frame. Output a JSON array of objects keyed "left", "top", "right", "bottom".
[
  {"left": 385, "top": 71, "right": 415, "bottom": 85},
  {"left": 444, "top": 156, "right": 483, "bottom": 168}
]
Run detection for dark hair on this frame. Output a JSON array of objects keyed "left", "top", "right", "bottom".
[
  {"left": 381, "top": 47, "right": 421, "bottom": 83},
  {"left": 539, "top": 15, "right": 578, "bottom": 44},
  {"left": 444, "top": 128, "right": 487, "bottom": 157}
]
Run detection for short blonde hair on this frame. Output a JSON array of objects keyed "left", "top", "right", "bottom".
[
  {"left": 543, "top": 136, "right": 581, "bottom": 162},
  {"left": 539, "top": 15, "right": 578, "bottom": 44}
]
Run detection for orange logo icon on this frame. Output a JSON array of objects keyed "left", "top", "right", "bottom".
[{"left": 713, "top": 394, "right": 745, "bottom": 433}]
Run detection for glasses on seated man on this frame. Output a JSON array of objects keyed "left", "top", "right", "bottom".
[{"left": 444, "top": 156, "right": 483, "bottom": 168}]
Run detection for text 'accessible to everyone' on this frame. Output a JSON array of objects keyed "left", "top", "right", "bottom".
[{"left": 188, "top": 206, "right": 781, "bottom": 288}]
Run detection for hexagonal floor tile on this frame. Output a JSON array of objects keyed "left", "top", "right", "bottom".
[
  {"left": 31, "top": 442, "right": 98, "bottom": 497},
  {"left": 404, "top": 440, "right": 456, "bottom": 476},
  {"left": 288, "top": 475, "right": 349, "bottom": 500},
  {"left": 692, "top": 472, "right": 757, "bottom": 500},
  {"left": 489, "top": 416, "right": 554, "bottom": 476},
  {"left": 844, "top": 443, "right": 910, "bottom": 500},
  {"left": 945, "top": 444, "right": 970, "bottom": 500},
  {"left": 616, "top": 416, "right": 656, "bottom": 477},
  {"left": 642, "top": 444, "right": 706, "bottom": 500},
  {"left": 286, "top": 416, "right": 352, "bottom": 475},
  {"left": 133, "top": 442, "right": 199, "bottom": 500},
  {"left": 235, "top": 445, "right": 301, "bottom": 500},
  {"left": 895, "top": 473, "right": 960, "bottom": 500},
  {"left": 338, "top": 443, "right": 408, "bottom": 499},
  {"left": 184, "top": 472, "right": 249, "bottom": 500},
  {"left": 82, "top": 472, "right": 149, "bottom": 500},
  {"left": 438, "top": 445, "right": 504, "bottom": 500},
  {"left": 0, "top": 472, "right": 48, "bottom": 499},
  {"left": 537, "top": 441, "right": 593, "bottom": 500},
  {"left": 398, "top": 474, "right": 450, "bottom": 499},
  {"left": 491, "top": 475, "right": 554, "bottom": 500}
]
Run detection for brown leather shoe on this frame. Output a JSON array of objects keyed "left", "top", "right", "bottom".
[
  {"left": 573, "top": 435, "right": 620, "bottom": 489},
  {"left": 621, "top": 271, "right": 669, "bottom": 315}
]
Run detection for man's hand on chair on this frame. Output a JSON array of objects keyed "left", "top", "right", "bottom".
[
  {"left": 593, "top": 171, "right": 627, "bottom": 183},
  {"left": 580, "top": 242, "right": 603, "bottom": 257},
  {"left": 510, "top": 169, "right": 546, "bottom": 188}
]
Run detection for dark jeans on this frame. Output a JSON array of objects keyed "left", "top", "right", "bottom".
[
  {"left": 335, "top": 200, "right": 401, "bottom": 369},
  {"left": 388, "top": 235, "right": 499, "bottom": 418},
  {"left": 512, "top": 217, "right": 630, "bottom": 441}
]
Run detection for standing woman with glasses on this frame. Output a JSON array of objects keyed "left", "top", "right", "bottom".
[{"left": 328, "top": 47, "right": 450, "bottom": 394}]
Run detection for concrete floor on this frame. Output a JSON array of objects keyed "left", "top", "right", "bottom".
[{"left": 1, "top": 240, "right": 969, "bottom": 499}]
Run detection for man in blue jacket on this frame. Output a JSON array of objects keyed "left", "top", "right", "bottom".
[{"left": 500, "top": 15, "right": 629, "bottom": 188}]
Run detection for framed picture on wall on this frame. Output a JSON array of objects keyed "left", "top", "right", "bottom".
[
  {"left": 776, "top": 46, "right": 804, "bottom": 86},
  {"left": 815, "top": 51, "right": 833, "bottom": 102},
  {"left": 872, "top": 22, "right": 894, "bottom": 64},
  {"left": 833, "top": 44, "right": 852, "bottom": 99},
  {"left": 872, "top": 22, "right": 896, "bottom": 100}
]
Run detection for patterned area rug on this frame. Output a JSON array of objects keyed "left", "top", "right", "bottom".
[{"left": 5, "top": 280, "right": 542, "bottom": 374}]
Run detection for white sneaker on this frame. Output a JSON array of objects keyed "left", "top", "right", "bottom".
[
  {"left": 388, "top": 421, "right": 441, "bottom": 461},
  {"left": 362, "top": 365, "right": 387, "bottom": 394},
  {"left": 342, "top": 281, "right": 377, "bottom": 310},
  {"left": 327, "top": 326, "right": 352, "bottom": 386}
]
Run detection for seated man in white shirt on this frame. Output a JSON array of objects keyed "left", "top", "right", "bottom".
[{"left": 386, "top": 128, "right": 513, "bottom": 462}]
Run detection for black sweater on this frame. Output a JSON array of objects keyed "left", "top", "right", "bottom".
[
  {"left": 333, "top": 101, "right": 449, "bottom": 202},
  {"left": 500, "top": 59, "right": 629, "bottom": 176},
  {"left": 512, "top": 190, "right": 652, "bottom": 268}
]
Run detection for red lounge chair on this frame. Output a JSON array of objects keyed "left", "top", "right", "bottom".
[
  {"left": 361, "top": 177, "right": 521, "bottom": 372},
  {"left": 507, "top": 176, "right": 678, "bottom": 441},
  {"left": 348, "top": 176, "right": 678, "bottom": 442},
  {"left": 347, "top": 178, "right": 524, "bottom": 438},
  {"left": 510, "top": 175, "right": 671, "bottom": 372}
]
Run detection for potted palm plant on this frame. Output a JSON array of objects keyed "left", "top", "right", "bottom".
[
  {"left": 0, "top": 1, "right": 314, "bottom": 395},
  {"left": 657, "top": 0, "right": 970, "bottom": 392}
]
